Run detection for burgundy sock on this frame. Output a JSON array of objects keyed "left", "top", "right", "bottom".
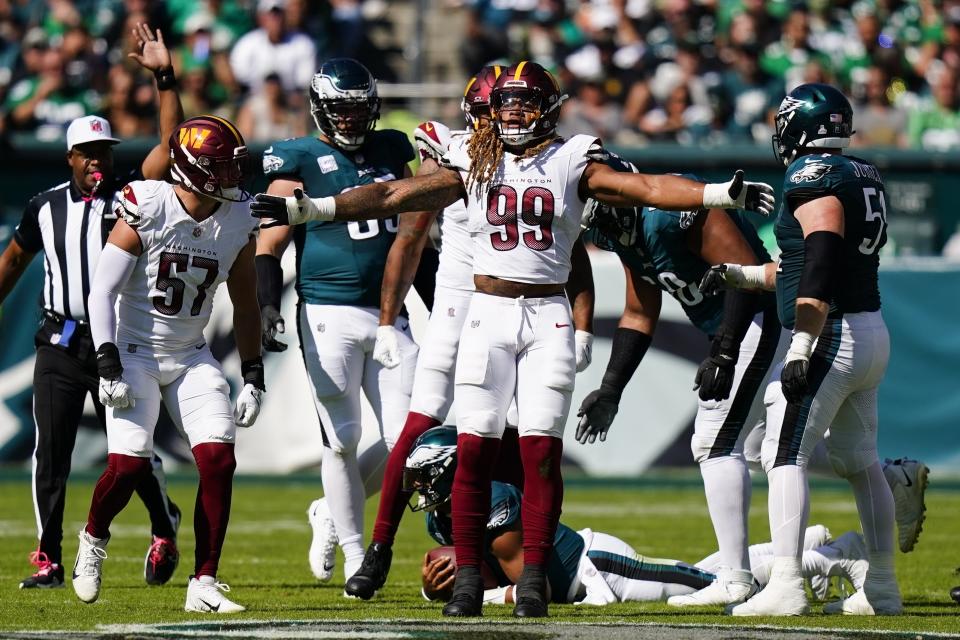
[
  {"left": 451, "top": 434, "right": 500, "bottom": 568},
  {"left": 519, "top": 435, "right": 564, "bottom": 566},
  {"left": 492, "top": 427, "right": 524, "bottom": 488},
  {"left": 86, "top": 454, "right": 153, "bottom": 539},
  {"left": 192, "top": 443, "right": 236, "bottom": 578},
  {"left": 372, "top": 411, "right": 441, "bottom": 545}
]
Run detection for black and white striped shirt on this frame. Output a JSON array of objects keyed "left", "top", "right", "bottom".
[{"left": 13, "top": 177, "right": 129, "bottom": 322}]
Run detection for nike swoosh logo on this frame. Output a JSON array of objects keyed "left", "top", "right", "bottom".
[
  {"left": 555, "top": 323, "right": 570, "bottom": 328},
  {"left": 401, "top": 323, "right": 409, "bottom": 332},
  {"left": 900, "top": 467, "right": 912, "bottom": 487},
  {"left": 197, "top": 598, "right": 220, "bottom": 612},
  {"left": 323, "top": 562, "right": 335, "bottom": 571}
]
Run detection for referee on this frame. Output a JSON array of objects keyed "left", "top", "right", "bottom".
[{"left": 0, "top": 24, "right": 184, "bottom": 590}]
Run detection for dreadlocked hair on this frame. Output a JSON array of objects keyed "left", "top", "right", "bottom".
[{"left": 466, "top": 128, "right": 562, "bottom": 197}]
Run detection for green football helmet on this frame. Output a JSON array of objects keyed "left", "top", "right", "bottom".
[
  {"left": 309, "top": 58, "right": 381, "bottom": 151},
  {"left": 772, "top": 83, "right": 854, "bottom": 167},
  {"left": 403, "top": 426, "right": 458, "bottom": 512}
]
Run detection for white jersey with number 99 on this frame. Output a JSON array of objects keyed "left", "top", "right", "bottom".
[
  {"left": 115, "top": 180, "right": 256, "bottom": 352},
  {"left": 447, "top": 134, "right": 597, "bottom": 285}
]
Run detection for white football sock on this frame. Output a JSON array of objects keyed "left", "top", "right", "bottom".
[
  {"left": 321, "top": 446, "right": 366, "bottom": 565},
  {"left": 767, "top": 464, "right": 809, "bottom": 559},
  {"left": 699, "top": 455, "right": 751, "bottom": 571},
  {"left": 846, "top": 461, "right": 896, "bottom": 555}
]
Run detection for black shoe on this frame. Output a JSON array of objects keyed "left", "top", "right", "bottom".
[
  {"left": 145, "top": 501, "right": 181, "bottom": 586},
  {"left": 513, "top": 564, "right": 548, "bottom": 618},
  {"left": 951, "top": 585, "right": 960, "bottom": 604},
  {"left": 19, "top": 552, "right": 64, "bottom": 589},
  {"left": 344, "top": 542, "right": 393, "bottom": 600},
  {"left": 442, "top": 567, "right": 484, "bottom": 617}
]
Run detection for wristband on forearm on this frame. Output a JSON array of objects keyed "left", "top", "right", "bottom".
[
  {"left": 600, "top": 327, "right": 652, "bottom": 397},
  {"left": 96, "top": 342, "right": 123, "bottom": 379},
  {"left": 154, "top": 67, "right": 176, "bottom": 91},
  {"left": 241, "top": 357, "right": 265, "bottom": 391},
  {"left": 255, "top": 254, "right": 283, "bottom": 310}
]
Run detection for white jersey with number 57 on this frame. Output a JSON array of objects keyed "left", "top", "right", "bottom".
[
  {"left": 447, "top": 134, "right": 598, "bottom": 285},
  {"left": 115, "top": 180, "right": 256, "bottom": 352}
]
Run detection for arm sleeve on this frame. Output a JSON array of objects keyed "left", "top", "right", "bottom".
[
  {"left": 13, "top": 197, "right": 43, "bottom": 253},
  {"left": 89, "top": 243, "right": 139, "bottom": 348}
]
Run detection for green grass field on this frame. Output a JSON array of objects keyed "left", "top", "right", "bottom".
[{"left": 0, "top": 473, "right": 957, "bottom": 636}]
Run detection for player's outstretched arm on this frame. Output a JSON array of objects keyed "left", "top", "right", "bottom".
[
  {"left": 567, "top": 238, "right": 595, "bottom": 373},
  {"left": 228, "top": 238, "right": 266, "bottom": 427},
  {"left": 581, "top": 162, "right": 775, "bottom": 216},
  {"left": 576, "top": 265, "right": 660, "bottom": 445},
  {"left": 130, "top": 23, "right": 185, "bottom": 181},
  {"left": 252, "top": 166, "right": 465, "bottom": 226},
  {"left": 0, "top": 238, "right": 35, "bottom": 307}
]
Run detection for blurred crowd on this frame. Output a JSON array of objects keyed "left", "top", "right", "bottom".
[
  {"left": 2, "top": 0, "right": 960, "bottom": 151},
  {"left": 0, "top": 0, "right": 398, "bottom": 143},
  {"left": 463, "top": 0, "right": 960, "bottom": 150}
]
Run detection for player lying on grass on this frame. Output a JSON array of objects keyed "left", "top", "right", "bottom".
[{"left": 407, "top": 426, "right": 869, "bottom": 606}]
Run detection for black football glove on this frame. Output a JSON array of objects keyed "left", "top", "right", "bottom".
[
  {"left": 693, "top": 352, "right": 737, "bottom": 402},
  {"left": 575, "top": 388, "right": 620, "bottom": 445},
  {"left": 251, "top": 193, "right": 290, "bottom": 227},
  {"left": 781, "top": 359, "right": 809, "bottom": 404},
  {"left": 261, "top": 305, "right": 287, "bottom": 352}
]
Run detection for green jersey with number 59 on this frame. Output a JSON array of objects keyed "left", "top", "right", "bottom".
[
  {"left": 776, "top": 153, "right": 887, "bottom": 329},
  {"left": 262, "top": 130, "right": 415, "bottom": 307}
]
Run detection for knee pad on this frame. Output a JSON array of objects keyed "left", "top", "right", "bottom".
[
  {"left": 457, "top": 410, "right": 504, "bottom": 439},
  {"left": 827, "top": 445, "right": 877, "bottom": 479},
  {"left": 325, "top": 420, "right": 362, "bottom": 454}
]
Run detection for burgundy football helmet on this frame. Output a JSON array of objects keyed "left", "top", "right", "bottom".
[
  {"left": 461, "top": 64, "right": 503, "bottom": 130},
  {"left": 169, "top": 115, "right": 249, "bottom": 202},
  {"left": 490, "top": 61, "right": 567, "bottom": 147}
]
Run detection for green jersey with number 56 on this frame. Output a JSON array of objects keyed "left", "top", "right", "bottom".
[
  {"left": 776, "top": 153, "right": 887, "bottom": 329},
  {"left": 262, "top": 130, "right": 415, "bottom": 307}
]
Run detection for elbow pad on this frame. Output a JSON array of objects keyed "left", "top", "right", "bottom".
[{"left": 797, "top": 230, "right": 844, "bottom": 302}]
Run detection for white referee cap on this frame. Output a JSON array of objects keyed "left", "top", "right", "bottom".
[{"left": 66, "top": 116, "right": 121, "bottom": 151}]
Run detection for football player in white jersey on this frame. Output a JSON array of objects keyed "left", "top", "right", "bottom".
[
  {"left": 74, "top": 116, "right": 263, "bottom": 614},
  {"left": 343, "top": 66, "right": 595, "bottom": 600},
  {"left": 252, "top": 60, "right": 775, "bottom": 618}
]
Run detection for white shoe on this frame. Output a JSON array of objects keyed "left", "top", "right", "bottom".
[
  {"left": 883, "top": 457, "right": 929, "bottom": 553},
  {"left": 823, "top": 579, "right": 903, "bottom": 615},
  {"left": 803, "top": 524, "right": 832, "bottom": 550},
  {"left": 185, "top": 575, "right": 246, "bottom": 613},
  {"left": 307, "top": 498, "right": 337, "bottom": 582},
  {"left": 667, "top": 568, "right": 757, "bottom": 607},
  {"left": 72, "top": 529, "right": 108, "bottom": 603},
  {"left": 728, "top": 561, "right": 809, "bottom": 616}
]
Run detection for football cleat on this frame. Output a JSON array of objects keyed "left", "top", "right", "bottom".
[
  {"left": 668, "top": 567, "right": 757, "bottom": 607},
  {"left": 145, "top": 502, "right": 181, "bottom": 586},
  {"left": 882, "top": 457, "right": 929, "bottom": 553},
  {"left": 950, "top": 583, "right": 960, "bottom": 604},
  {"left": 513, "top": 565, "right": 549, "bottom": 618},
  {"left": 442, "top": 567, "right": 484, "bottom": 617},
  {"left": 19, "top": 551, "right": 64, "bottom": 589},
  {"left": 823, "top": 578, "right": 903, "bottom": 615},
  {"left": 728, "top": 561, "right": 809, "bottom": 616},
  {"left": 307, "top": 498, "right": 338, "bottom": 582},
  {"left": 344, "top": 542, "right": 392, "bottom": 600},
  {"left": 72, "top": 529, "right": 108, "bottom": 603},
  {"left": 185, "top": 575, "right": 246, "bottom": 613}
]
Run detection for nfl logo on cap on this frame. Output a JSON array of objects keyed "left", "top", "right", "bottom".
[{"left": 66, "top": 116, "right": 121, "bottom": 150}]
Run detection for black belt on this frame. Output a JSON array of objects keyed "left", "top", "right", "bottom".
[{"left": 43, "top": 309, "right": 88, "bottom": 326}]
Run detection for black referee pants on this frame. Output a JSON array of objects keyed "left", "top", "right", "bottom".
[{"left": 32, "top": 318, "right": 177, "bottom": 565}]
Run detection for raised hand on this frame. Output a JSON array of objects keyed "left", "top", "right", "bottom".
[{"left": 127, "top": 23, "right": 171, "bottom": 72}]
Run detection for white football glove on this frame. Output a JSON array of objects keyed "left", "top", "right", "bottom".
[
  {"left": 233, "top": 383, "right": 262, "bottom": 428},
  {"left": 575, "top": 330, "right": 593, "bottom": 373},
  {"left": 373, "top": 325, "right": 402, "bottom": 369},
  {"left": 99, "top": 377, "right": 135, "bottom": 409},
  {"left": 702, "top": 170, "right": 776, "bottom": 216}
]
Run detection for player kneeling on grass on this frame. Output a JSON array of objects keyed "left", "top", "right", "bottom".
[
  {"left": 408, "top": 427, "right": 871, "bottom": 606},
  {"left": 72, "top": 116, "right": 264, "bottom": 613}
]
